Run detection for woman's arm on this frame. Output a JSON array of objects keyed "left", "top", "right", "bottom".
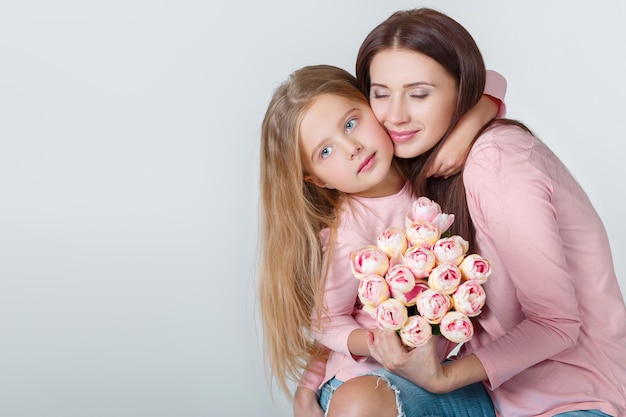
[{"left": 464, "top": 127, "right": 581, "bottom": 389}]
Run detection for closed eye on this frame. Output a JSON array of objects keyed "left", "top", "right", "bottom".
[{"left": 370, "top": 92, "right": 389, "bottom": 100}]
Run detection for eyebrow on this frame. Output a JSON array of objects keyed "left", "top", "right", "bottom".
[
  {"left": 370, "top": 81, "right": 435, "bottom": 88},
  {"left": 308, "top": 106, "right": 358, "bottom": 161}
]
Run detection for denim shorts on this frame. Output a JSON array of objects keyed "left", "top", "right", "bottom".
[
  {"left": 373, "top": 368, "right": 496, "bottom": 417},
  {"left": 553, "top": 411, "right": 611, "bottom": 417},
  {"left": 319, "top": 370, "right": 612, "bottom": 417},
  {"left": 318, "top": 370, "right": 495, "bottom": 417},
  {"left": 319, "top": 376, "right": 344, "bottom": 414}
]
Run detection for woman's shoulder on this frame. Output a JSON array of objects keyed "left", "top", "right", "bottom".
[
  {"left": 468, "top": 121, "right": 536, "bottom": 161},
  {"left": 476, "top": 120, "right": 534, "bottom": 147},
  {"left": 464, "top": 121, "right": 540, "bottom": 184}
]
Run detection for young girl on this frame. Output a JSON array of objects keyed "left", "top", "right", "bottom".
[
  {"left": 325, "top": 8, "right": 626, "bottom": 417},
  {"left": 259, "top": 64, "right": 506, "bottom": 416}
]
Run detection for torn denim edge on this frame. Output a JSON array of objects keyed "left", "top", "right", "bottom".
[
  {"left": 370, "top": 370, "right": 405, "bottom": 417},
  {"left": 321, "top": 381, "right": 339, "bottom": 417}
]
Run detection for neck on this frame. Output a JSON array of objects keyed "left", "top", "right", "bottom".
[{"left": 354, "top": 166, "right": 405, "bottom": 198}]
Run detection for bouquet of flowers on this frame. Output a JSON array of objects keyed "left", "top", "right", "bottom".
[{"left": 350, "top": 197, "right": 491, "bottom": 347}]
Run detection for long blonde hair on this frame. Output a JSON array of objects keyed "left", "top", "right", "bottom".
[{"left": 258, "top": 65, "right": 370, "bottom": 397}]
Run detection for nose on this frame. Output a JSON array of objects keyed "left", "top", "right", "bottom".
[
  {"left": 386, "top": 97, "right": 409, "bottom": 126},
  {"left": 346, "top": 138, "right": 363, "bottom": 160}
]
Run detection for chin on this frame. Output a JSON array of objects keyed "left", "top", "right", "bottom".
[{"left": 393, "top": 144, "right": 422, "bottom": 159}]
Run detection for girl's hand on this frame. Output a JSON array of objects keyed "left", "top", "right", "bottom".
[
  {"left": 428, "top": 139, "right": 471, "bottom": 178},
  {"left": 428, "top": 95, "right": 498, "bottom": 178},
  {"left": 293, "top": 387, "right": 324, "bottom": 417}
]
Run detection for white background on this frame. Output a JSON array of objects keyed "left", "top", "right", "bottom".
[{"left": 0, "top": 1, "right": 624, "bottom": 416}]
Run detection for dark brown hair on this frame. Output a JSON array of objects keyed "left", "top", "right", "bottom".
[{"left": 355, "top": 8, "right": 488, "bottom": 249}]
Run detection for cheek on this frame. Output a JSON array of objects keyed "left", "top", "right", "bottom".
[
  {"left": 426, "top": 106, "right": 454, "bottom": 136},
  {"left": 375, "top": 127, "right": 394, "bottom": 150},
  {"left": 369, "top": 102, "right": 387, "bottom": 124},
  {"left": 436, "top": 99, "right": 456, "bottom": 128}
]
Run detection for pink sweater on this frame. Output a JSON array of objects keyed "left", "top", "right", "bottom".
[
  {"left": 463, "top": 124, "right": 626, "bottom": 417},
  {"left": 309, "top": 184, "right": 456, "bottom": 387}
]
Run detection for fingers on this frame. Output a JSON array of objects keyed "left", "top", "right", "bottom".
[
  {"left": 428, "top": 158, "right": 465, "bottom": 178},
  {"left": 426, "top": 162, "right": 442, "bottom": 178},
  {"left": 369, "top": 330, "right": 407, "bottom": 371},
  {"left": 427, "top": 161, "right": 452, "bottom": 179}
]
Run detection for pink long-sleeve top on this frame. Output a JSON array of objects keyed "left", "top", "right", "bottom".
[
  {"left": 463, "top": 123, "right": 626, "bottom": 417},
  {"left": 310, "top": 184, "right": 455, "bottom": 387},
  {"left": 299, "top": 70, "right": 509, "bottom": 392}
]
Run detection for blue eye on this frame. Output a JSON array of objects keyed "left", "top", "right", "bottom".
[
  {"left": 320, "top": 146, "right": 332, "bottom": 159},
  {"left": 345, "top": 118, "right": 357, "bottom": 132}
]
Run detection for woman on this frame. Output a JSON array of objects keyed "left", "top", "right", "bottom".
[{"left": 326, "top": 8, "right": 626, "bottom": 417}]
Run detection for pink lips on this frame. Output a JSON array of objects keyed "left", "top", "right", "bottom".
[
  {"left": 358, "top": 153, "right": 376, "bottom": 173},
  {"left": 389, "top": 130, "right": 418, "bottom": 144}
]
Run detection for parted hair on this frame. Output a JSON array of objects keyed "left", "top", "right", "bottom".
[{"left": 258, "top": 65, "right": 370, "bottom": 397}]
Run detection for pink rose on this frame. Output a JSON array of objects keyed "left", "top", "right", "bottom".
[
  {"left": 357, "top": 274, "right": 390, "bottom": 311},
  {"left": 350, "top": 245, "right": 390, "bottom": 278},
  {"left": 385, "top": 264, "right": 416, "bottom": 293},
  {"left": 458, "top": 254, "right": 492, "bottom": 284},
  {"left": 399, "top": 315, "right": 433, "bottom": 348},
  {"left": 405, "top": 219, "right": 440, "bottom": 248},
  {"left": 391, "top": 279, "right": 429, "bottom": 306},
  {"left": 403, "top": 245, "right": 436, "bottom": 278},
  {"left": 428, "top": 263, "right": 462, "bottom": 295},
  {"left": 439, "top": 311, "right": 474, "bottom": 343},
  {"left": 375, "top": 298, "right": 408, "bottom": 330},
  {"left": 452, "top": 281, "right": 486, "bottom": 317},
  {"left": 431, "top": 235, "right": 469, "bottom": 266},
  {"left": 415, "top": 288, "right": 451, "bottom": 324},
  {"left": 409, "top": 196, "right": 455, "bottom": 234},
  {"left": 377, "top": 227, "right": 408, "bottom": 258}
]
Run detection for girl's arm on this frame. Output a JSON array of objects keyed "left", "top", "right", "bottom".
[
  {"left": 347, "top": 328, "right": 378, "bottom": 357},
  {"left": 294, "top": 358, "right": 325, "bottom": 417},
  {"left": 428, "top": 70, "right": 507, "bottom": 178},
  {"left": 310, "top": 237, "right": 371, "bottom": 359}
]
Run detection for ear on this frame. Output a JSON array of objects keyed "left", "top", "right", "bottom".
[{"left": 304, "top": 175, "right": 333, "bottom": 189}]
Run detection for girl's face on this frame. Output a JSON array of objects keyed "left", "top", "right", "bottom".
[
  {"left": 299, "top": 93, "right": 399, "bottom": 198},
  {"left": 368, "top": 48, "right": 458, "bottom": 159}
]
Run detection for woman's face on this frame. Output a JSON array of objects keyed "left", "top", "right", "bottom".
[{"left": 368, "top": 48, "right": 458, "bottom": 159}]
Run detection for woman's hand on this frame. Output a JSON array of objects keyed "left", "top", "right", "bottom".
[
  {"left": 367, "top": 330, "right": 448, "bottom": 393},
  {"left": 368, "top": 330, "right": 489, "bottom": 394},
  {"left": 293, "top": 387, "right": 324, "bottom": 417}
]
